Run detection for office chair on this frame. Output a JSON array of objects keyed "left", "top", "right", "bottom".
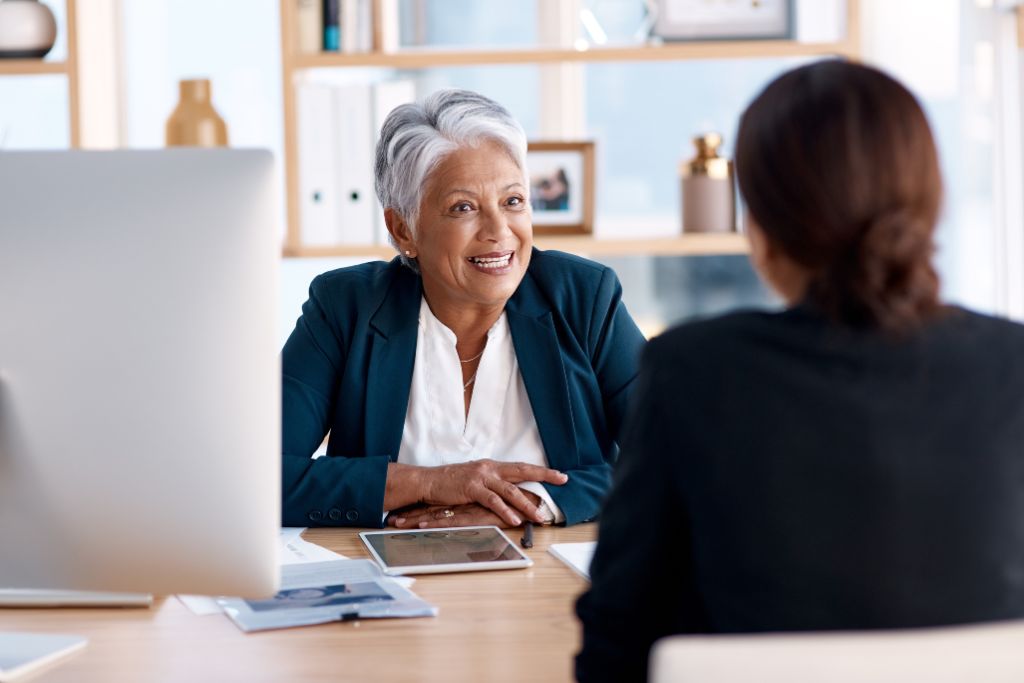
[{"left": 649, "top": 620, "right": 1024, "bottom": 683}]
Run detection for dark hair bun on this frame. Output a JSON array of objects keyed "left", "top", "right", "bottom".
[{"left": 815, "top": 209, "right": 939, "bottom": 329}]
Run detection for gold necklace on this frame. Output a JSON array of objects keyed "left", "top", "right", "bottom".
[{"left": 458, "top": 349, "right": 484, "bottom": 364}]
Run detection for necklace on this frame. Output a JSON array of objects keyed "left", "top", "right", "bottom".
[
  {"left": 458, "top": 349, "right": 484, "bottom": 364},
  {"left": 463, "top": 372, "right": 477, "bottom": 391}
]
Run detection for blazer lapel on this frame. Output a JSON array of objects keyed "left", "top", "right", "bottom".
[
  {"left": 506, "top": 270, "right": 580, "bottom": 471},
  {"left": 364, "top": 266, "right": 421, "bottom": 459}
]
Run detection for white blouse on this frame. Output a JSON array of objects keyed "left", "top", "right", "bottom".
[{"left": 395, "top": 298, "right": 564, "bottom": 523}]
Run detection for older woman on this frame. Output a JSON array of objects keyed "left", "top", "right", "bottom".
[
  {"left": 576, "top": 61, "right": 1024, "bottom": 681},
  {"left": 281, "top": 89, "right": 645, "bottom": 530}
]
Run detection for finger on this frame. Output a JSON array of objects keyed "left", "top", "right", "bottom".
[
  {"left": 417, "top": 508, "right": 462, "bottom": 529},
  {"left": 417, "top": 507, "right": 507, "bottom": 529},
  {"left": 498, "top": 462, "right": 569, "bottom": 486},
  {"left": 488, "top": 479, "right": 547, "bottom": 524},
  {"left": 475, "top": 489, "right": 522, "bottom": 527},
  {"left": 392, "top": 509, "right": 433, "bottom": 528}
]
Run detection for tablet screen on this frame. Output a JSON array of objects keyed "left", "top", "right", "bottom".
[{"left": 361, "top": 526, "right": 528, "bottom": 571}]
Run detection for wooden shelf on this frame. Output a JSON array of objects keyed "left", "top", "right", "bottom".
[
  {"left": 278, "top": 0, "right": 859, "bottom": 258},
  {"left": 283, "top": 233, "right": 749, "bottom": 259},
  {"left": 0, "top": 59, "right": 68, "bottom": 76},
  {"left": 292, "top": 40, "right": 854, "bottom": 70}
]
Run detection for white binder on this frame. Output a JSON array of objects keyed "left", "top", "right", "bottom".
[
  {"left": 334, "top": 83, "right": 376, "bottom": 245},
  {"left": 296, "top": 83, "right": 342, "bottom": 247},
  {"left": 295, "top": 0, "right": 323, "bottom": 54}
]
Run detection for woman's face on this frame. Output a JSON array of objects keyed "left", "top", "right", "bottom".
[{"left": 393, "top": 140, "right": 533, "bottom": 314}]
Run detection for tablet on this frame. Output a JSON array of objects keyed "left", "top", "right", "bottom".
[{"left": 359, "top": 526, "right": 533, "bottom": 575}]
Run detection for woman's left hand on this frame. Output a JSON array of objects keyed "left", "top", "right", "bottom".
[{"left": 389, "top": 503, "right": 510, "bottom": 529}]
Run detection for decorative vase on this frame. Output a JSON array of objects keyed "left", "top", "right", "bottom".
[
  {"left": 165, "top": 79, "right": 229, "bottom": 148},
  {"left": 0, "top": 0, "right": 57, "bottom": 59},
  {"left": 680, "top": 132, "right": 736, "bottom": 233}
]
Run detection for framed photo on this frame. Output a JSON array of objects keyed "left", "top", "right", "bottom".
[
  {"left": 527, "top": 141, "right": 595, "bottom": 235},
  {"left": 652, "top": 0, "right": 793, "bottom": 42}
]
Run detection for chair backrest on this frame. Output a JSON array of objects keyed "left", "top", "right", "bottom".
[{"left": 649, "top": 620, "right": 1024, "bottom": 683}]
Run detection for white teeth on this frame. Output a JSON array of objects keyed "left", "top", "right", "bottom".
[{"left": 468, "top": 254, "right": 512, "bottom": 269}]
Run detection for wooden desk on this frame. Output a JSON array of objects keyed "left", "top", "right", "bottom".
[{"left": 0, "top": 524, "right": 595, "bottom": 682}]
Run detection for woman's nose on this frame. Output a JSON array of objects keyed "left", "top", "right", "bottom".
[{"left": 478, "top": 206, "right": 513, "bottom": 241}]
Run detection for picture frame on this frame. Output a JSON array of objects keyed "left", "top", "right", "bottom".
[
  {"left": 652, "top": 0, "right": 794, "bottom": 42},
  {"left": 527, "top": 141, "right": 595, "bottom": 236}
]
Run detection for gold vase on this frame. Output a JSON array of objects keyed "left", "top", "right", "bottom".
[
  {"left": 165, "top": 79, "right": 229, "bottom": 147},
  {"left": 680, "top": 132, "right": 735, "bottom": 233}
]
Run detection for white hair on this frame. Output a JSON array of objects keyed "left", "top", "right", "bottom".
[{"left": 374, "top": 89, "right": 528, "bottom": 270}]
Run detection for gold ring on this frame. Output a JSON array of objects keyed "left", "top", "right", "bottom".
[{"left": 442, "top": 509, "right": 455, "bottom": 518}]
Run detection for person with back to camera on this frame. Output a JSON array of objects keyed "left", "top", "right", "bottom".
[
  {"left": 280, "top": 89, "right": 646, "bottom": 532},
  {"left": 574, "top": 59, "right": 1024, "bottom": 682}
]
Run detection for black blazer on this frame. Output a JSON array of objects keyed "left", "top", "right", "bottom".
[{"left": 576, "top": 304, "right": 1024, "bottom": 682}]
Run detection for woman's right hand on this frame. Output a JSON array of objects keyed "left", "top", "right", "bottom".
[
  {"left": 423, "top": 460, "right": 567, "bottom": 525},
  {"left": 385, "top": 460, "right": 567, "bottom": 527}
]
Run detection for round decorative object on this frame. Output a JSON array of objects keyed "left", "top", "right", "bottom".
[{"left": 0, "top": 0, "right": 58, "bottom": 60}]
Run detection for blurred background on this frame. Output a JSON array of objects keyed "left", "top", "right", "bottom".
[{"left": 3, "top": 0, "right": 1022, "bottom": 345}]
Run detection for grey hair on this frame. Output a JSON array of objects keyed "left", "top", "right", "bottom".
[{"left": 374, "top": 89, "right": 528, "bottom": 271}]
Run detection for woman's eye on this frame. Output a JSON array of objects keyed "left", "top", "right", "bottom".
[
  {"left": 507, "top": 196, "right": 525, "bottom": 208},
  {"left": 451, "top": 202, "right": 473, "bottom": 213}
]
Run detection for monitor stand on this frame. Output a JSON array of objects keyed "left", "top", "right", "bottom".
[{"left": 0, "top": 589, "right": 152, "bottom": 608}]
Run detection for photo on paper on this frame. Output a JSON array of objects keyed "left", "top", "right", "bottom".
[
  {"left": 244, "top": 582, "right": 393, "bottom": 612},
  {"left": 526, "top": 141, "right": 595, "bottom": 235}
]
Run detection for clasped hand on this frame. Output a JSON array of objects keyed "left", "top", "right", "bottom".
[{"left": 385, "top": 459, "right": 567, "bottom": 529}]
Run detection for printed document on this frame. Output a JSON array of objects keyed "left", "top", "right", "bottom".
[{"left": 217, "top": 559, "right": 437, "bottom": 632}]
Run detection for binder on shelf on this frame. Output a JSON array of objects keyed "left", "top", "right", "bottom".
[
  {"left": 296, "top": 83, "right": 342, "bottom": 246},
  {"left": 296, "top": 0, "right": 323, "bottom": 54},
  {"left": 340, "top": 0, "right": 372, "bottom": 54},
  {"left": 357, "top": 0, "right": 374, "bottom": 53},
  {"left": 341, "top": 0, "right": 359, "bottom": 54},
  {"left": 296, "top": 80, "right": 415, "bottom": 248},
  {"left": 334, "top": 83, "right": 376, "bottom": 245},
  {"left": 322, "top": 0, "right": 340, "bottom": 51},
  {"left": 370, "top": 80, "right": 416, "bottom": 244},
  {"left": 375, "top": 0, "right": 399, "bottom": 53}
]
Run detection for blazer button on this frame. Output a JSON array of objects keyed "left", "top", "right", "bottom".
[
  {"left": 328, "top": 508, "right": 342, "bottom": 521},
  {"left": 308, "top": 510, "right": 323, "bottom": 522},
  {"left": 345, "top": 509, "right": 359, "bottom": 522}
]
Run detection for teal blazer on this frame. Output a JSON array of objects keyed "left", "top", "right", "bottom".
[{"left": 281, "top": 249, "right": 646, "bottom": 527}]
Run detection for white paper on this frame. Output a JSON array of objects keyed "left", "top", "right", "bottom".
[
  {"left": 548, "top": 541, "right": 596, "bottom": 581},
  {"left": 217, "top": 560, "right": 437, "bottom": 632},
  {"left": 176, "top": 594, "right": 223, "bottom": 616},
  {"left": 279, "top": 527, "right": 348, "bottom": 565}
]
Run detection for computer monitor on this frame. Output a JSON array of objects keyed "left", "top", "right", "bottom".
[{"left": 0, "top": 149, "right": 280, "bottom": 598}]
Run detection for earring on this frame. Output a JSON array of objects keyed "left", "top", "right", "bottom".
[{"left": 404, "top": 250, "right": 414, "bottom": 257}]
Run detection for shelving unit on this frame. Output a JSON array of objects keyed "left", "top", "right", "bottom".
[
  {"left": 293, "top": 38, "right": 858, "bottom": 70},
  {"left": 295, "top": 232, "right": 748, "bottom": 259},
  {"left": 279, "top": 0, "right": 860, "bottom": 260},
  {"left": 0, "top": 0, "right": 80, "bottom": 147}
]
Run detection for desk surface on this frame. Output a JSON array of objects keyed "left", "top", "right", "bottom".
[{"left": 0, "top": 524, "right": 594, "bottom": 683}]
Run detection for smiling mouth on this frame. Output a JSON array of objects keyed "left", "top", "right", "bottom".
[{"left": 467, "top": 252, "right": 513, "bottom": 269}]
